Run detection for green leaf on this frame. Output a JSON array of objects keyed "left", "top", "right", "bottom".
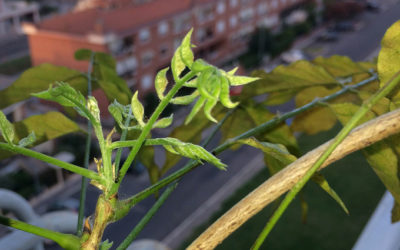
[
  {"left": 183, "top": 77, "right": 198, "bottom": 88},
  {"left": 74, "top": 49, "right": 92, "bottom": 61},
  {"left": 147, "top": 137, "right": 226, "bottom": 170},
  {"left": 203, "top": 82, "right": 221, "bottom": 123},
  {"left": 391, "top": 202, "right": 400, "bottom": 222},
  {"left": 237, "top": 138, "right": 296, "bottom": 166},
  {"left": 329, "top": 103, "right": 375, "bottom": 126},
  {"left": 313, "top": 56, "right": 369, "bottom": 78},
  {"left": 87, "top": 96, "right": 100, "bottom": 123},
  {"left": 197, "top": 69, "right": 218, "bottom": 100},
  {"left": 170, "top": 91, "right": 199, "bottom": 105},
  {"left": 162, "top": 109, "right": 213, "bottom": 175},
  {"left": 33, "top": 82, "right": 90, "bottom": 120},
  {"left": 0, "top": 112, "right": 81, "bottom": 160},
  {"left": 18, "top": 131, "right": 36, "bottom": 147},
  {"left": 311, "top": 173, "right": 349, "bottom": 214},
  {"left": 0, "top": 64, "right": 87, "bottom": 109},
  {"left": 96, "top": 64, "right": 132, "bottom": 105},
  {"left": 242, "top": 60, "right": 337, "bottom": 97},
  {"left": 291, "top": 86, "right": 339, "bottom": 135},
  {"left": 99, "top": 240, "right": 113, "bottom": 250},
  {"left": 378, "top": 20, "right": 400, "bottom": 88},
  {"left": 226, "top": 75, "right": 259, "bottom": 86},
  {"left": 180, "top": 29, "right": 194, "bottom": 68},
  {"left": 185, "top": 96, "right": 206, "bottom": 125},
  {"left": 33, "top": 82, "right": 86, "bottom": 108},
  {"left": 131, "top": 91, "right": 145, "bottom": 127},
  {"left": 220, "top": 100, "right": 298, "bottom": 153},
  {"left": 171, "top": 29, "right": 194, "bottom": 80},
  {"left": 155, "top": 67, "right": 169, "bottom": 100},
  {"left": 220, "top": 76, "right": 238, "bottom": 108},
  {"left": 0, "top": 111, "right": 15, "bottom": 144},
  {"left": 192, "top": 59, "right": 213, "bottom": 73},
  {"left": 153, "top": 114, "right": 173, "bottom": 129},
  {"left": 108, "top": 101, "right": 125, "bottom": 127}
]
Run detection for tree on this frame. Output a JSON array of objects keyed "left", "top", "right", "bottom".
[{"left": 0, "top": 19, "right": 399, "bottom": 249}]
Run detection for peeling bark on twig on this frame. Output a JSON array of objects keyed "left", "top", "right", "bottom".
[{"left": 188, "top": 109, "right": 400, "bottom": 250}]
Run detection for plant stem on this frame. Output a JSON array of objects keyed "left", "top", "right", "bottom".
[
  {"left": 118, "top": 75, "right": 377, "bottom": 204},
  {"left": 251, "top": 71, "right": 400, "bottom": 250},
  {"left": 116, "top": 182, "right": 177, "bottom": 250},
  {"left": 77, "top": 52, "right": 95, "bottom": 236},
  {"left": 110, "top": 71, "right": 196, "bottom": 196},
  {"left": 116, "top": 110, "right": 234, "bottom": 216},
  {"left": 0, "top": 143, "right": 101, "bottom": 181},
  {"left": 114, "top": 107, "right": 132, "bottom": 179},
  {"left": 214, "top": 74, "right": 377, "bottom": 154},
  {"left": 0, "top": 214, "right": 80, "bottom": 250}
]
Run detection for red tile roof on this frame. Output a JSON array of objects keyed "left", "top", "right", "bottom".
[{"left": 38, "top": 0, "right": 192, "bottom": 36}]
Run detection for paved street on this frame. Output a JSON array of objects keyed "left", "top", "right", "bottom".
[{"left": 0, "top": 35, "right": 29, "bottom": 63}]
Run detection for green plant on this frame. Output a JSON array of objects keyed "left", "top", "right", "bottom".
[{"left": 1, "top": 20, "right": 400, "bottom": 250}]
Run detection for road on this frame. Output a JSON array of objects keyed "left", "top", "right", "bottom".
[
  {"left": 46, "top": 2, "right": 400, "bottom": 249},
  {"left": 0, "top": 35, "right": 29, "bottom": 63}
]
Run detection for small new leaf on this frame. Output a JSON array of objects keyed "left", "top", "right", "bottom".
[
  {"left": 153, "top": 114, "right": 174, "bottom": 129},
  {"left": 131, "top": 91, "right": 145, "bottom": 127},
  {"left": 226, "top": 75, "right": 259, "bottom": 86},
  {"left": 0, "top": 111, "right": 14, "bottom": 144},
  {"left": 108, "top": 101, "right": 124, "bottom": 127},
  {"left": 155, "top": 67, "right": 169, "bottom": 100},
  {"left": 171, "top": 29, "right": 194, "bottom": 80},
  {"left": 99, "top": 240, "right": 113, "bottom": 250},
  {"left": 170, "top": 91, "right": 199, "bottom": 105},
  {"left": 18, "top": 131, "right": 36, "bottom": 147},
  {"left": 146, "top": 137, "right": 226, "bottom": 170},
  {"left": 87, "top": 96, "right": 100, "bottom": 123},
  {"left": 180, "top": 29, "right": 194, "bottom": 68}
]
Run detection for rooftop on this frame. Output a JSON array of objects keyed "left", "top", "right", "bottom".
[{"left": 36, "top": 0, "right": 192, "bottom": 36}]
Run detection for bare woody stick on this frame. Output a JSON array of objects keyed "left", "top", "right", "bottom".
[{"left": 189, "top": 108, "right": 400, "bottom": 250}]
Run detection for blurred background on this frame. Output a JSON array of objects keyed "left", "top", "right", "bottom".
[{"left": 0, "top": 0, "right": 398, "bottom": 249}]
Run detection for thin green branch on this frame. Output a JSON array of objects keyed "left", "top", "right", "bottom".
[
  {"left": 214, "top": 74, "right": 377, "bottom": 154},
  {"left": 0, "top": 143, "right": 101, "bottom": 182},
  {"left": 0, "top": 214, "right": 80, "bottom": 250},
  {"left": 77, "top": 51, "right": 95, "bottom": 236},
  {"left": 114, "top": 107, "right": 132, "bottom": 180},
  {"left": 119, "top": 75, "right": 378, "bottom": 204},
  {"left": 116, "top": 109, "right": 235, "bottom": 215},
  {"left": 116, "top": 182, "right": 177, "bottom": 250},
  {"left": 110, "top": 71, "right": 197, "bottom": 196},
  {"left": 251, "top": 71, "right": 400, "bottom": 250}
]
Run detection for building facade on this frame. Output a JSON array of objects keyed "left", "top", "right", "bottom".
[
  {"left": 24, "top": 0, "right": 306, "bottom": 93},
  {"left": 0, "top": 0, "right": 40, "bottom": 36}
]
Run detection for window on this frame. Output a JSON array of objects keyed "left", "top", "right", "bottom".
[
  {"left": 141, "top": 51, "right": 154, "bottom": 67},
  {"left": 197, "top": 5, "right": 214, "bottom": 23},
  {"left": 109, "top": 36, "right": 134, "bottom": 56},
  {"left": 217, "top": 1, "right": 226, "bottom": 14},
  {"left": 160, "top": 44, "right": 169, "bottom": 57},
  {"left": 158, "top": 21, "right": 169, "bottom": 36},
  {"left": 230, "top": 16, "right": 238, "bottom": 27},
  {"left": 230, "top": 0, "right": 238, "bottom": 7},
  {"left": 257, "top": 3, "right": 268, "bottom": 15},
  {"left": 174, "top": 13, "right": 191, "bottom": 33},
  {"left": 139, "top": 28, "right": 150, "bottom": 42},
  {"left": 141, "top": 75, "right": 153, "bottom": 90},
  {"left": 216, "top": 20, "right": 225, "bottom": 33},
  {"left": 116, "top": 56, "right": 137, "bottom": 75},
  {"left": 271, "top": 0, "right": 278, "bottom": 9},
  {"left": 197, "top": 27, "right": 214, "bottom": 43},
  {"left": 239, "top": 8, "right": 254, "bottom": 23}
]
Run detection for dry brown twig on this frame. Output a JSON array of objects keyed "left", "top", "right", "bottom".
[{"left": 188, "top": 108, "right": 400, "bottom": 250}]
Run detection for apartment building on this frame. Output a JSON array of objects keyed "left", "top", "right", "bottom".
[
  {"left": 23, "top": 0, "right": 307, "bottom": 93},
  {"left": 0, "top": 0, "right": 39, "bottom": 36}
]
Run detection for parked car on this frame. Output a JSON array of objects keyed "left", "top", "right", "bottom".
[
  {"left": 365, "top": 1, "right": 380, "bottom": 12},
  {"left": 316, "top": 31, "right": 339, "bottom": 42},
  {"left": 280, "top": 50, "right": 308, "bottom": 64},
  {"left": 331, "top": 21, "right": 355, "bottom": 32}
]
